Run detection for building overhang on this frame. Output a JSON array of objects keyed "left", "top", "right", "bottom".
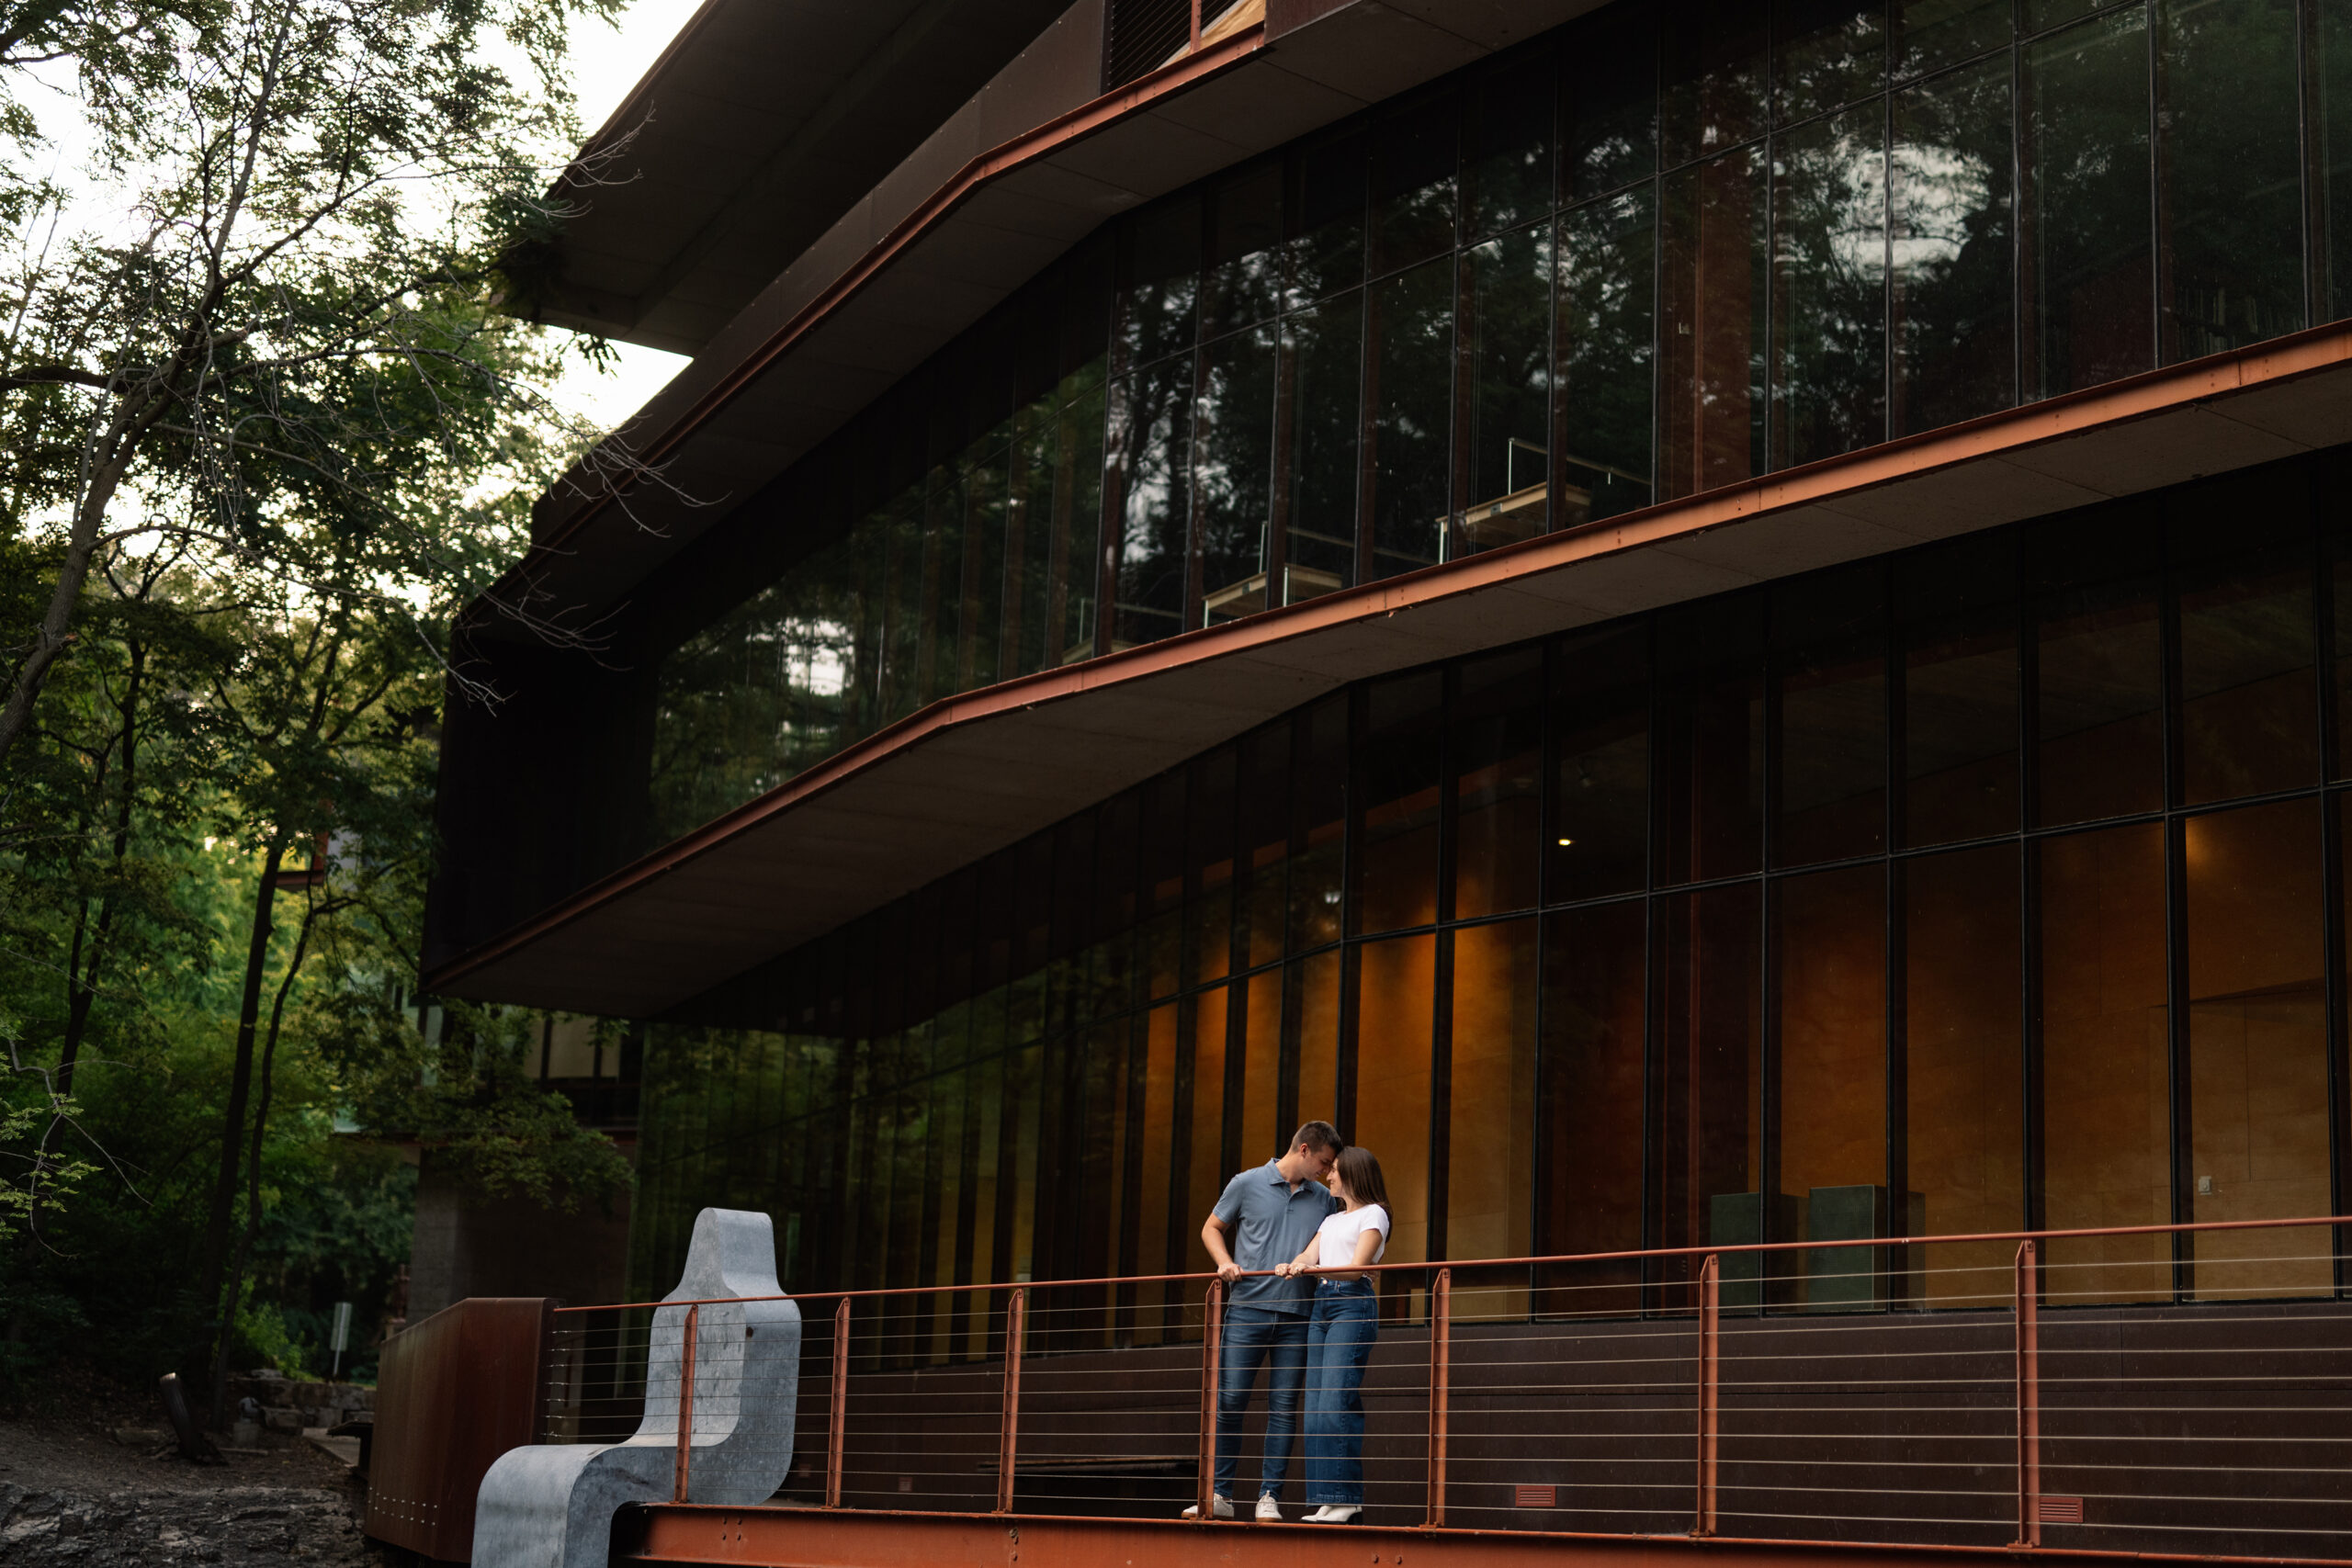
[
  {"left": 423, "top": 322, "right": 2352, "bottom": 1019},
  {"left": 499, "top": 0, "right": 1608, "bottom": 631}
]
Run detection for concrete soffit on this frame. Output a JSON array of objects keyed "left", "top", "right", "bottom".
[{"left": 424, "top": 322, "right": 2352, "bottom": 1018}]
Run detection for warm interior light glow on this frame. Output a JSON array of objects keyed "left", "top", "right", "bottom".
[{"left": 1557, "top": 837, "right": 1574, "bottom": 846}]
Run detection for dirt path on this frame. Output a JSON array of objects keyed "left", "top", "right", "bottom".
[{"left": 0, "top": 1418, "right": 374, "bottom": 1568}]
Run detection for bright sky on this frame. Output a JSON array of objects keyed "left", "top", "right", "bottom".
[{"left": 548, "top": 1, "right": 702, "bottom": 433}]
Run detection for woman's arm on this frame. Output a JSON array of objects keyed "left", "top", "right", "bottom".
[
  {"left": 1274, "top": 1238, "right": 1322, "bottom": 1278},
  {"left": 1348, "top": 1226, "right": 1384, "bottom": 1269}
]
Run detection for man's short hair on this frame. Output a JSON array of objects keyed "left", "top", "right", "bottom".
[{"left": 1292, "top": 1121, "right": 1343, "bottom": 1156}]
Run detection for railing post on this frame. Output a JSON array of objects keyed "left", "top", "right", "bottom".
[
  {"left": 825, "top": 1298, "right": 849, "bottom": 1508},
  {"left": 2013, "top": 1240, "right": 2041, "bottom": 1548},
  {"left": 1425, "top": 1267, "right": 1451, "bottom": 1529},
  {"left": 1692, "top": 1255, "right": 1718, "bottom": 1538},
  {"left": 996, "top": 1288, "right": 1026, "bottom": 1515},
  {"left": 1189, "top": 0, "right": 1203, "bottom": 51},
  {"left": 673, "top": 1303, "right": 698, "bottom": 1504},
  {"left": 1195, "top": 1280, "right": 1224, "bottom": 1522}
]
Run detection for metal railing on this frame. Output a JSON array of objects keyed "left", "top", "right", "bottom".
[{"left": 543, "top": 1215, "right": 2352, "bottom": 1561}]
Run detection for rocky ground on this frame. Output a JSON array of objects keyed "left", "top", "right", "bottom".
[{"left": 0, "top": 1378, "right": 375, "bottom": 1568}]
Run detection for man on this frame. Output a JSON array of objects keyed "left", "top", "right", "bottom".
[{"left": 1183, "top": 1121, "right": 1344, "bottom": 1522}]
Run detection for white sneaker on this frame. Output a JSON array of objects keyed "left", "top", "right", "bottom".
[
  {"left": 1255, "top": 1495, "right": 1283, "bottom": 1522},
  {"left": 1182, "top": 1495, "right": 1235, "bottom": 1519}
]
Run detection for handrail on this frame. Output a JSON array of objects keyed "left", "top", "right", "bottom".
[{"left": 553, "top": 1212, "right": 2352, "bottom": 1314}]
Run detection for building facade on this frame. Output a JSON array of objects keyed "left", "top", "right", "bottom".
[{"left": 428, "top": 0, "right": 2352, "bottom": 1337}]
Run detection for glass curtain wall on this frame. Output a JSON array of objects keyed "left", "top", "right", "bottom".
[
  {"left": 644, "top": 0, "right": 2352, "bottom": 848},
  {"left": 631, "top": 449, "right": 2352, "bottom": 1344}
]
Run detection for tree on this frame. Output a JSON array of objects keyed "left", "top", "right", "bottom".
[{"left": 0, "top": 0, "right": 624, "bottom": 774}]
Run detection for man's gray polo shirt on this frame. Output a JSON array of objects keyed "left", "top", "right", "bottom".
[{"left": 1213, "top": 1159, "right": 1340, "bottom": 1314}]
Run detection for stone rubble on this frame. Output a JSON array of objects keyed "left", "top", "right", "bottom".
[{"left": 0, "top": 1480, "right": 373, "bottom": 1568}]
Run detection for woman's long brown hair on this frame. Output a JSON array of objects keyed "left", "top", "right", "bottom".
[{"left": 1333, "top": 1145, "right": 1390, "bottom": 1213}]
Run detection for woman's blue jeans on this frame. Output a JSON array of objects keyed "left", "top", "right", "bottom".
[{"left": 1304, "top": 1278, "right": 1378, "bottom": 1506}]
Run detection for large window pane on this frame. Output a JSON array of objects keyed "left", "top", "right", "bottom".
[
  {"left": 2318, "top": 0, "right": 2352, "bottom": 321},
  {"left": 1905, "top": 844, "right": 2024, "bottom": 1308},
  {"left": 1133, "top": 1002, "right": 1180, "bottom": 1340},
  {"left": 2022, "top": 9, "right": 2154, "bottom": 398},
  {"left": 1367, "top": 257, "right": 1454, "bottom": 581},
  {"left": 1771, "top": 98, "right": 1890, "bottom": 470},
  {"left": 1651, "top": 884, "right": 1765, "bottom": 1307},
  {"left": 1355, "top": 671, "right": 1444, "bottom": 933},
  {"left": 1240, "top": 970, "right": 1284, "bottom": 1168},
  {"left": 1895, "top": 0, "right": 2012, "bottom": 79},
  {"left": 1901, "top": 531, "right": 2021, "bottom": 847},
  {"left": 1286, "top": 130, "right": 1367, "bottom": 308},
  {"left": 1120, "top": 195, "right": 1200, "bottom": 370},
  {"left": 2171, "top": 477, "right": 2318, "bottom": 805},
  {"left": 1354, "top": 933, "right": 1436, "bottom": 1303},
  {"left": 1464, "top": 53, "right": 1555, "bottom": 240},
  {"left": 1109, "top": 357, "right": 1193, "bottom": 649},
  {"left": 1558, "top": 190, "right": 1657, "bottom": 523},
  {"left": 1238, "top": 722, "right": 1290, "bottom": 971},
  {"left": 1564, "top": 4, "right": 1659, "bottom": 202},
  {"left": 918, "top": 464, "right": 965, "bottom": 703},
  {"left": 1657, "top": 593, "right": 1767, "bottom": 883},
  {"left": 1775, "top": 0, "right": 1887, "bottom": 125},
  {"left": 1453, "top": 648, "right": 1544, "bottom": 919},
  {"left": 1181, "top": 989, "right": 1229, "bottom": 1283},
  {"left": 1449, "top": 918, "right": 1539, "bottom": 1278},
  {"left": 1775, "top": 864, "right": 1888, "bottom": 1310},
  {"left": 2039, "top": 821, "right": 2170, "bottom": 1302},
  {"left": 1538, "top": 901, "right": 1647, "bottom": 1314},
  {"left": 2154, "top": 0, "right": 2302, "bottom": 364},
  {"left": 1774, "top": 563, "right": 1888, "bottom": 866},
  {"left": 1373, "top": 96, "right": 1458, "bottom": 276},
  {"left": 1197, "top": 325, "right": 1278, "bottom": 626},
  {"left": 1660, "top": 145, "right": 1768, "bottom": 501},
  {"left": 1550, "top": 622, "right": 1652, "bottom": 902},
  {"left": 1457, "top": 226, "right": 1554, "bottom": 555},
  {"left": 1280, "top": 291, "right": 1362, "bottom": 602},
  {"left": 1289, "top": 694, "right": 1349, "bottom": 953},
  {"left": 958, "top": 447, "right": 1008, "bottom": 690},
  {"left": 1892, "top": 53, "right": 2015, "bottom": 434},
  {"left": 2030, "top": 508, "right": 2164, "bottom": 826},
  {"left": 1660, "top": 0, "right": 1768, "bottom": 169},
  {"left": 2183, "top": 799, "right": 2331, "bottom": 1299},
  {"left": 1204, "top": 162, "right": 1284, "bottom": 340}
]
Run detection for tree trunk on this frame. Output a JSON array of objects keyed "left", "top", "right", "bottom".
[
  {"left": 57, "top": 637, "right": 143, "bottom": 1095},
  {"left": 186, "top": 831, "right": 287, "bottom": 1405}
]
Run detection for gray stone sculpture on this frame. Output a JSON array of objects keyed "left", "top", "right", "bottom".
[{"left": 472, "top": 1208, "right": 800, "bottom": 1568}]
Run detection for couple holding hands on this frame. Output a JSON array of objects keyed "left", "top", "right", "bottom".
[{"left": 1184, "top": 1121, "right": 1392, "bottom": 1526}]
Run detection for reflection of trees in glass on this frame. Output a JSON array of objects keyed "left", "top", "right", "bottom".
[
  {"left": 2023, "top": 9, "right": 2154, "bottom": 397},
  {"left": 1772, "top": 99, "right": 1889, "bottom": 469},
  {"left": 1281, "top": 291, "right": 1363, "bottom": 594},
  {"left": 1564, "top": 5, "right": 1657, "bottom": 202},
  {"left": 2156, "top": 0, "right": 2301, "bottom": 362},
  {"left": 1894, "top": 0, "right": 2010, "bottom": 79},
  {"left": 1894, "top": 56, "right": 2014, "bottom": 432},
  {"left": 1662, "top": 0, "right": 1769, "bottom": 167},
  {"left": 1196, "top": 326, "right": 1277, "bottom": 612},
  {"left": 1460, "top": 227, "right": 1554, "bottom": 549},
  {"left": 1368, "top": 257, "right": 1454, "bottom": 579},
  {"left": 1559, "top": 191, "right": 1657, "bottom": 523},
  {"left": 1661, "top": 146, "right": 1769, "bottom": 499},
  {"left": 2320, "top": 0, "right": 2352, "bottom": 319},
  {"left": 1773, "top": 0, "right": 1885, "bottom": 125},
  {"left": 648, "top": 549, "right": 862, "bottom": 843},
  {"left": 1111, "top": 356, "right": 1194, "bottom": 645}
]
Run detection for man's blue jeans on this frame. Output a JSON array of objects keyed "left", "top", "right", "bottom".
[
  {"left": 1213, "top": 1304, "right": 1309, "bottom": 1500},
  {"left": 1304, "top": 1278, "right": 1378, "bottom": 1506}
]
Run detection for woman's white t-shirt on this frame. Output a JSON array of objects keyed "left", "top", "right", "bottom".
[{"left": 1316, "top": 1203, "right": 1391, "bottom": 1270}]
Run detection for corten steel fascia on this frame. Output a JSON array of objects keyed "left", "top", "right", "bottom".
[
  {"left": 421, "top": 319, "right": 2352, "bottom": 1002},
  {"left": 504, "top": 23, "right": 1269, "bottom": 588},
  {"left": 626, "top": 1503, "right": 2352, "bottom": 1568}
]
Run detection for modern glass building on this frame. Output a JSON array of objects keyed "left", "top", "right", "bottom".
[{"left": 430, "top": 0, "right": 2352, "bottom": 1331}]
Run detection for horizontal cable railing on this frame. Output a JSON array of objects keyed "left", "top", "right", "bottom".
[{"left": 542, "top": 1216, "right": 2352, "bottom": 1561}]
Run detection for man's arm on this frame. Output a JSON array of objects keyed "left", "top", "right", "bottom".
[{"left": 1201, "top": 1213, "right": 1242, "bottom": 1281}]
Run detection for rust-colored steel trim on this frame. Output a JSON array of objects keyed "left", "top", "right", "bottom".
[
  {"left": 550, "top": 1212, "right": 2352, "bottom": 1314},
  {"left": 2011, "top": 1240, "right": 2040, "bottom": 1549},
  {"left": 626, "top": 1504, "right": 2352, "bottom": 1568},
  {"left": 673, "top": 1303, "right": 698, "bottom": 1503},
  {"left": 1427, "top": 1267, "right": 1450, "bottom": 1529},
  {"left": 1694, "top": 1254, "right": 1719, "bottom": 1539},
  {"left": 994, "top": 1287, "right": 1023, "bottom": 1515},
  {"left": 1195, "top": 1280, "right": 1222, "bottom": 1522},
  {"left": 425, "top": 321, "right": 2352, "bottom": 1002},
  {"left": 825, "top": 1298, "right": 848, "bottom": 1509},
  {"left": 520, "top": 23, "right": 1268, "bottom": 573}
]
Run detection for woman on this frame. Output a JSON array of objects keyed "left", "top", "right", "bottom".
[{"left": 1276, "top": 1145, "right": 1390, "bottom": 1524}]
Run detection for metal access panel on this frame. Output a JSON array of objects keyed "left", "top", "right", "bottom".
[{"left": 366, "top": 1297, "right": 553, "bottom": 1562}]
